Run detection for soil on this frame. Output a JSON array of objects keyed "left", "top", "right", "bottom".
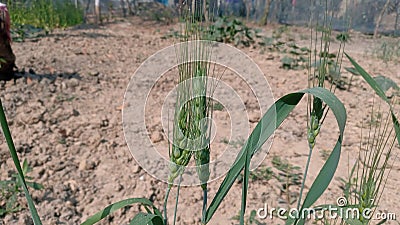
[{"left": 0, "top": 17, "right": 399, "bottom": 225}]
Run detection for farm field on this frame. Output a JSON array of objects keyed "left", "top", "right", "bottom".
[{"left": 1, "top": 16, "right": 400, "bottom": 224}]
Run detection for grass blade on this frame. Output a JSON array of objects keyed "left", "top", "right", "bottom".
[
  {"left": 294, "top": 137, "right": 343, "bottom": 224},
  {"left": 344, "top": 53, "right": 388, "bottom": 103},
  {"left": 345, "top": 53, "right": 400, "bottom": 147},
  {"left": 80, "top": 198, "right": 160, "bottom": 225},
  {"left": 240, "top": 127, "right": 261, "bottom": 224},
  {"left": 129, "top": 212, "right": 164, "bottom": 225},
  {"left": 206, "top": 87, "right": 346, "bottom": 223},
  {"left": 0, "top": 99, "right": 42, "bottom": 225}
]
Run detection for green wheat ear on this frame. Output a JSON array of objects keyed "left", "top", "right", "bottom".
[
  {"left": 168, "top": 49, "right": 212, "bottom": 188},
  {"left": 165, "top": 6, "right": 215, "bottom": 223},
  {"left": 168, "top": 83, "right": 192, "bottom": 185},
  {"left": 192, "top": 66, "right": 211, "bottom": 190},
  {"left": 352, "top": 101, "right": 397, "bottom": 224},
  {"left": 167, "top": 2, "right": 214, "bottom": 187}
]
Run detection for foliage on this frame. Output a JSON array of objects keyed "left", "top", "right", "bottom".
[
  {"left": 272, "top": 156, "right": 302, "bottom": 205},
  {"left": 349, "top": 109, "right": 395, "bottom": 224},
  {"left": 206, "top": 87, "right": 347, "bottom": 225},
  {"left": 246, "top": 166, "right": 274, "bottom": 182},
  {"left": 280, "top": 43, "right": 310, "bottom": 70},
  {"left": 346, "top": 68, "right": 400, "bottom": 96},
  {"left": 271, "top": 156, "right": 302, "bottom": 184},
  {"left": 206, "top": 17, "right": 261, "bottom": 47},
  {"left": 165, "top": 17, "right": 264, "bottom": 48},
  {"left": 10, "top": 24, "right": 47, "bottom": 42},
  {"left": 80, "top": 198, "right": 163, "bottom": 225},
  {"left": 319, "top": 149, "right": 332, "bottom": 161},
  {"left": 236, "top": 156, "right": 302, "bottom": 207},
  {"left": 374, "top": 75, "right": 400, "bottom": 94},
  {"left": 238, "top": 156, "right": 302, "bottom": 196},
  {"left": 232, "top": 209, "right": 265, "bottom": 225},
  {"left": 0, "top": 159, "right": 43, "bottom": 217},
  {"left": 136, "top": 2, "right": 175, "bottom": 24},
  {"left": 336, "top": 32, "right": 351, "bottom": 43},
  {"left": 6, "top": 0, "right": 83, "bottom": 33},
  {"left": 311, "top": 52, "right": 345, "bottom": 89},
  {"left": 339, "top": 53, "right": 400, "bottom": 224},
  {"left": 223, "top": 138, "right": 245, "bottom": 149},
  {"left": 272, "top": 26, "right": 289, "bottom": 39}
]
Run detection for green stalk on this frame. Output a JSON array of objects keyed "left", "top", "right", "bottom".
[
  {"left": 163, "top": 186, "right": 171, "bottom": 225},
  {"left": 167, "top": 6, "right": 213, "bottom": 224},
  {"left": 298, "top": 0, "right": 334, "bottom": 216},
  {"left": 173, "top": 174, "right": 183, "bottom": 225},
  {"left": 297, "top": 146, "right": 313, "bottom": 211},
  {"left": 0, "top": 99, "right": 42, "bottom": 225},
  {"left": 201, "top": 188, "right": 207, "bottom": 224}
]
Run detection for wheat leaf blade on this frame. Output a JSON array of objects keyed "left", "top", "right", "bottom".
[
  {"left": 206, "top": 87, "right": 346, "bottom": 223},
  {"left": 80, "top": 198, "right": 159, "bottom": 225},
  {"left": 344, "top": 53, "right": 388, "bottom": 103},
  {"left": 129, "top": 212, "right": 164, "bottom": 225},
  {"left": 0, "top": 99, "right": 42, "bottom": 225},
  {"left": 345, "top": 53, "right": 400, "bottom": 147}
]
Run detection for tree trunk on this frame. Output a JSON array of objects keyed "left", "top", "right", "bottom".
[
  {"left": 260, "top": 0, "right": 271, "bottom": 25},
  {"left": 84, "top": 0, "right": 91, "bottom": 23},
  {"left": 395, "top": 4, "right": 400, "bottom": 35},
  {"left": 127, "top": 0, "right": 136, "bottom": 15},
  {"left": 244, "top": 0, "right": 252, "bottom": 21},
  {"left": 374, "top": 0, "right": 391, "bottom": 38},
  {"left": 95, "top": 0, "right": 101, "bottom": 24},
  {"left": 208, "top": 0, "right": 217, "bottom": 20},
  {"left": 120, "top": 0, "right": 127, "bottom": 17}
]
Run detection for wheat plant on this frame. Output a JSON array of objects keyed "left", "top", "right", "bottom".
[{"left": 165, "top": 5, "right": 214, "bottom": 225}]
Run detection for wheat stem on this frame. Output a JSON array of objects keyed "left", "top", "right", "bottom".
[
  {"left": 201, "top": 188, "right": 207, "bottom": 224},
  {"left": 163, "top": 186, "right": 171, "bottom": 225},
  {"left": 173, "top": 174, "right": 182, "bottom": 225},
  {"left": 297, "top": 145, "right": 313, "bottom": 211}
]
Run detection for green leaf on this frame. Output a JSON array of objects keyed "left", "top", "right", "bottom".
[
  {"left": 336, "top": 32, "right": 351, "bottom": 43},
  {"left": 345, "top": 53, "right": 388, "bottom": 102},
  {"left": 80, "top": 198, "right": 160, "bottom": 225},
  {"left": 345, "top": 53, "right": 400, "bottom": 148},
  {"left": 344, "top": 67, "right": 360, "bottom": 76},
  {"left": 295, "top": 139, "right": 343, "bottom": 224},
  {"left": 206, "top": 87, "right": 346, "bottom": 223},
  {"left": 281, "top": 56, "right": 295, "bottom": 69},
  {"left": 0, "top": 99, "right": 42, "bottom": 225},
  {"left": 300, "top": 47, "right": 310, "bottom": 52},
  {"left": 373, "top": 75, "right": 399, "bottom": 93},
  {"left": 240, "top": 126, "right": 261, "bottom": 224},
  {"left": 293, "top": 88, "right": 347, "bottom": 225},
  {"left": 249, "top": 210, "right": 257, "bottom": 223},
  {"left": 22, "top": 159, "right": 29, "bottom": 174},
  {"left": 129, "top": 212, "right": 164, "bottom": 225},
  {"left": 26, "top": 181, "right": 44, "bottom": 190}
]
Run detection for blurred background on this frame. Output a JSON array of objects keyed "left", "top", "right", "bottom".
[{"left": 4, "top": 0, "right": 400, "bottom": 37}]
